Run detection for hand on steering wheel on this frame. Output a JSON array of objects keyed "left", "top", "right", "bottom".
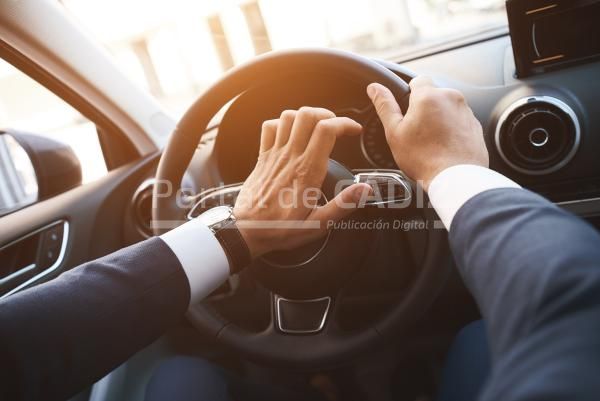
[
  {"left": 234, "top": 107, "right": 372, "bottom": 259},
  {"left": 367, "top": 77, "right": 489, "bottom": 190},
  {"left": 153, "top": 49, "right": 453, "bottom": 367}
]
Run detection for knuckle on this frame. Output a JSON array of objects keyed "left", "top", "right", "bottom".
[
  {"left": 444, "top": 88, "right": 465, "bottom": 102},
  {"left": 278, "top": 146, "right": 293, "bottom": 160},
  {"left": 298, "top": 106, "right": 316, "bottom": 119},
  {"left": 314, "top": 119, "right": 336, "bottom": 135},
  {"left": 415, "top": 89, "right": 440, "bottom": 107},
  {"left": 257, "top": 150, "right": 270, "bottom": 162},
  {"left": 411, "top": 76, "right": 434, "bottom": 88},
  {"left": 295, "top": 159, "right": 312, "bottom": 179},
  {"left": 261, "top": 119, "right": 277, "bottom": 131},
  {"left": 316, "top": 107, "right": 336, "bottom": 119},
  {"left": 280, "top": 109, "right": 296, "bottom": 122},
  {"left": 375, "top": 99, "right": 388, "bottom": 115}
]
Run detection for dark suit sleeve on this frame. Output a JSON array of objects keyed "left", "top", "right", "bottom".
[
  {"left": 0, "top": 236, "right": 190, "bottom": 401},
  {"left": 450, "top": 188, "right": 600, "bottom": 401}
]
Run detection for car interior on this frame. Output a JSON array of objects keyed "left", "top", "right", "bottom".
[{"left": 1, "top": 0, "right": 600, "bottom": 400}]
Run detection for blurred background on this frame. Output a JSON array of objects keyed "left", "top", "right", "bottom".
[{"left": 0, "top": 0, "right": 506, "bottom": 184}]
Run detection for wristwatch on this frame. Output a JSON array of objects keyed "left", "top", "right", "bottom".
[{"left": 197, "top": 206, "right": 252, "bottom": 274}]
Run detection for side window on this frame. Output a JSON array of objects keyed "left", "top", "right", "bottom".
[{"left": 0, "top": 59, "right": 107, "bottom": 215}]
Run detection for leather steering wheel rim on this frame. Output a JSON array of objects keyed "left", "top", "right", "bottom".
[{"left": 152, "top": 48, "right": 451, "bottom": 369}]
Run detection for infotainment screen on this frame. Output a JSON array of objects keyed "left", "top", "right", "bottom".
[
  {"left": 532, "top": 2, "right": 600, "bottom": 61},
  {"left": 507, "top": 0, "right": 600, "bottom": 77}
]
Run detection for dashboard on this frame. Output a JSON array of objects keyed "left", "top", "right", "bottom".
[
  {"left": 125, "top": 30, "right": 600, "bottom": 339},
  {"left": 211, "top": 34, "right": 600, "bottom": 205}
]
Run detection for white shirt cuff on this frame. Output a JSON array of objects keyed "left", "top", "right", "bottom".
[
  {"left": 160, "top": 219, "right": 230, "bottom": 307},
  {"left": 428, "top": 165, "right": 521, "bottom": 231}
]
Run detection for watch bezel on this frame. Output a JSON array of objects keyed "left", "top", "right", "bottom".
[{"left": 196, "top": 205, "right": 235, "bottom": 232}]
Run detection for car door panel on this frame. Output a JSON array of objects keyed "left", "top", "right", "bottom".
[{"left": 0, "top": 152, "right": 159, "bottom": 298}]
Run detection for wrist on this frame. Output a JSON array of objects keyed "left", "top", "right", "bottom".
[
  {"left": 236, "top": 223, "right": 263, "bottom": 260},
  {"left": 198, "top": 206, "right": 252, "bottom": 274},
  {"left": 427, "top": 164, "right": 520, "bottom": 229},
  {"left": 424, "top": 161, "right": 489, "bottom": 192}
]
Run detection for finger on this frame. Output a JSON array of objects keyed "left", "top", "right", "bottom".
[
  {"left": 366, "top": 83, "right": 404, "bottom": 134},
  {"left": 274, "top": 110, "right": 297, "bottom": 148},
  {"left": 304, "top": 117, "right": 363, "bottom": 161},
  {"left": 409, "top": 76, "right": 435, "bottom": 92},
  {"left": 308, "top": 183, "right": 372, "bottom": 226},
  {"left": 259, "top": 119, "right": 278, "bottom": 153},
  {"left": 288, "top": 107, "right": 336, "bottom": 152}
]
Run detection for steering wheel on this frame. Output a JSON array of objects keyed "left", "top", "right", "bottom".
[{"left": 153, "top": 48, "right": 451, "bottom": 369}]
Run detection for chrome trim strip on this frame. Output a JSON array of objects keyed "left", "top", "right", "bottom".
[
  {"left": 275, "top": 295, "right": 331, "bottom": 335},
  {"left": 533, "top": 54, "right": 565, "bottom": 64},
  {"left": 557, "top": 197, "right": 600, "bottom": 207},
  {"left": 354, "top": 171, "right": 412, "bottom": 205},
  {"left": 0, "top": 263, "right": 36, "bottom": 286},
  {"left": 1, "top": 221, "right": 69, "bottom": 298},
  {"left": 0, "top": 220, "right": 67, "bottom": 286},
  {"left": 557, "top": 197, "right": 600, "bottom": 217},
  {"left": 526, "top": 4, "right": 558, "bottom": 15},
  {"left": 494, "top": 96, "right": 581, "bottom": 176}
]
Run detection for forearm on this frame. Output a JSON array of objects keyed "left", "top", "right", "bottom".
[
  {"left": 450, "top": 188, "right": 600, "bottom": 400},
  {"left": 0, "top": 237, "right": 189, "bottom": 401}
]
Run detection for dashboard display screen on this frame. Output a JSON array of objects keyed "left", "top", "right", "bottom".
[
  {"left": 532, "top": 2, "right": 600, "bottom": 61},
  {"left": 508, "top": 0, "right": 600, "bottom": 76}
]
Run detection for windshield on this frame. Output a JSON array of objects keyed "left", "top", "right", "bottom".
[{"left": 62, "top": 0, "right": 507, "bottom": 115}]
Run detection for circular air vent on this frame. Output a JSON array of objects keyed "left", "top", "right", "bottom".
[
  {"left": 132, "top": 179, "right": 155, "bottom": 237},
  {"left": 495, "top": 96, "right": 580, "bottom": 175}
]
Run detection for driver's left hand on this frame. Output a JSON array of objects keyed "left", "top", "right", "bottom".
[{"left": 234, "top": 107, "right": 372, "bottom": 259}]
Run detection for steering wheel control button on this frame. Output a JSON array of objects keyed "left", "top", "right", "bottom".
[
  {"left": 495, "top": 96, "right": 580, "bottom": 175},
  {"left": 354, "top": 171, "right": 412, "bottom": 206},
  {"left": 275, "top": 296, "right": 331, "bottom": 334}
]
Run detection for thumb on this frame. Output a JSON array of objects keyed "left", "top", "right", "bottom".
[
  {"left": 309, "top": 183, "right": 372, "bottom": 227},
  {"left": 367, "top": 83, "right": 404, "bottom": 137}
]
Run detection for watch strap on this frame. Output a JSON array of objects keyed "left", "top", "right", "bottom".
[{"left": 214, "top": 219, "right": 252, "bottom": 274}]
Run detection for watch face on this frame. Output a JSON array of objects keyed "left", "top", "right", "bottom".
[{"left": 197, "top": 206, "right": 233, "bottom": 227}]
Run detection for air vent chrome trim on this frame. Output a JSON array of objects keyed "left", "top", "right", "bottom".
[
  {"left": 131, "top": 179, "right": 156, "bottom": 238},
  {"left": 495, "top": 96, "right": 581, "bottom": 175}
]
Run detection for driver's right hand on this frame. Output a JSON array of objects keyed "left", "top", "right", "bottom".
[{"left": 367, "top": 76, "right": 489, "bottom": 191}]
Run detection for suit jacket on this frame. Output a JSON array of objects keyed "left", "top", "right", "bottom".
[
  {"left": 2, "top": 188, "right": 600, "bottom": 401},
  {"left": 451, "top": 188, "right": 600, "bottom": 401},
  {"left": 0, "top": 237, "right": 189, "bottom": 401}
]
